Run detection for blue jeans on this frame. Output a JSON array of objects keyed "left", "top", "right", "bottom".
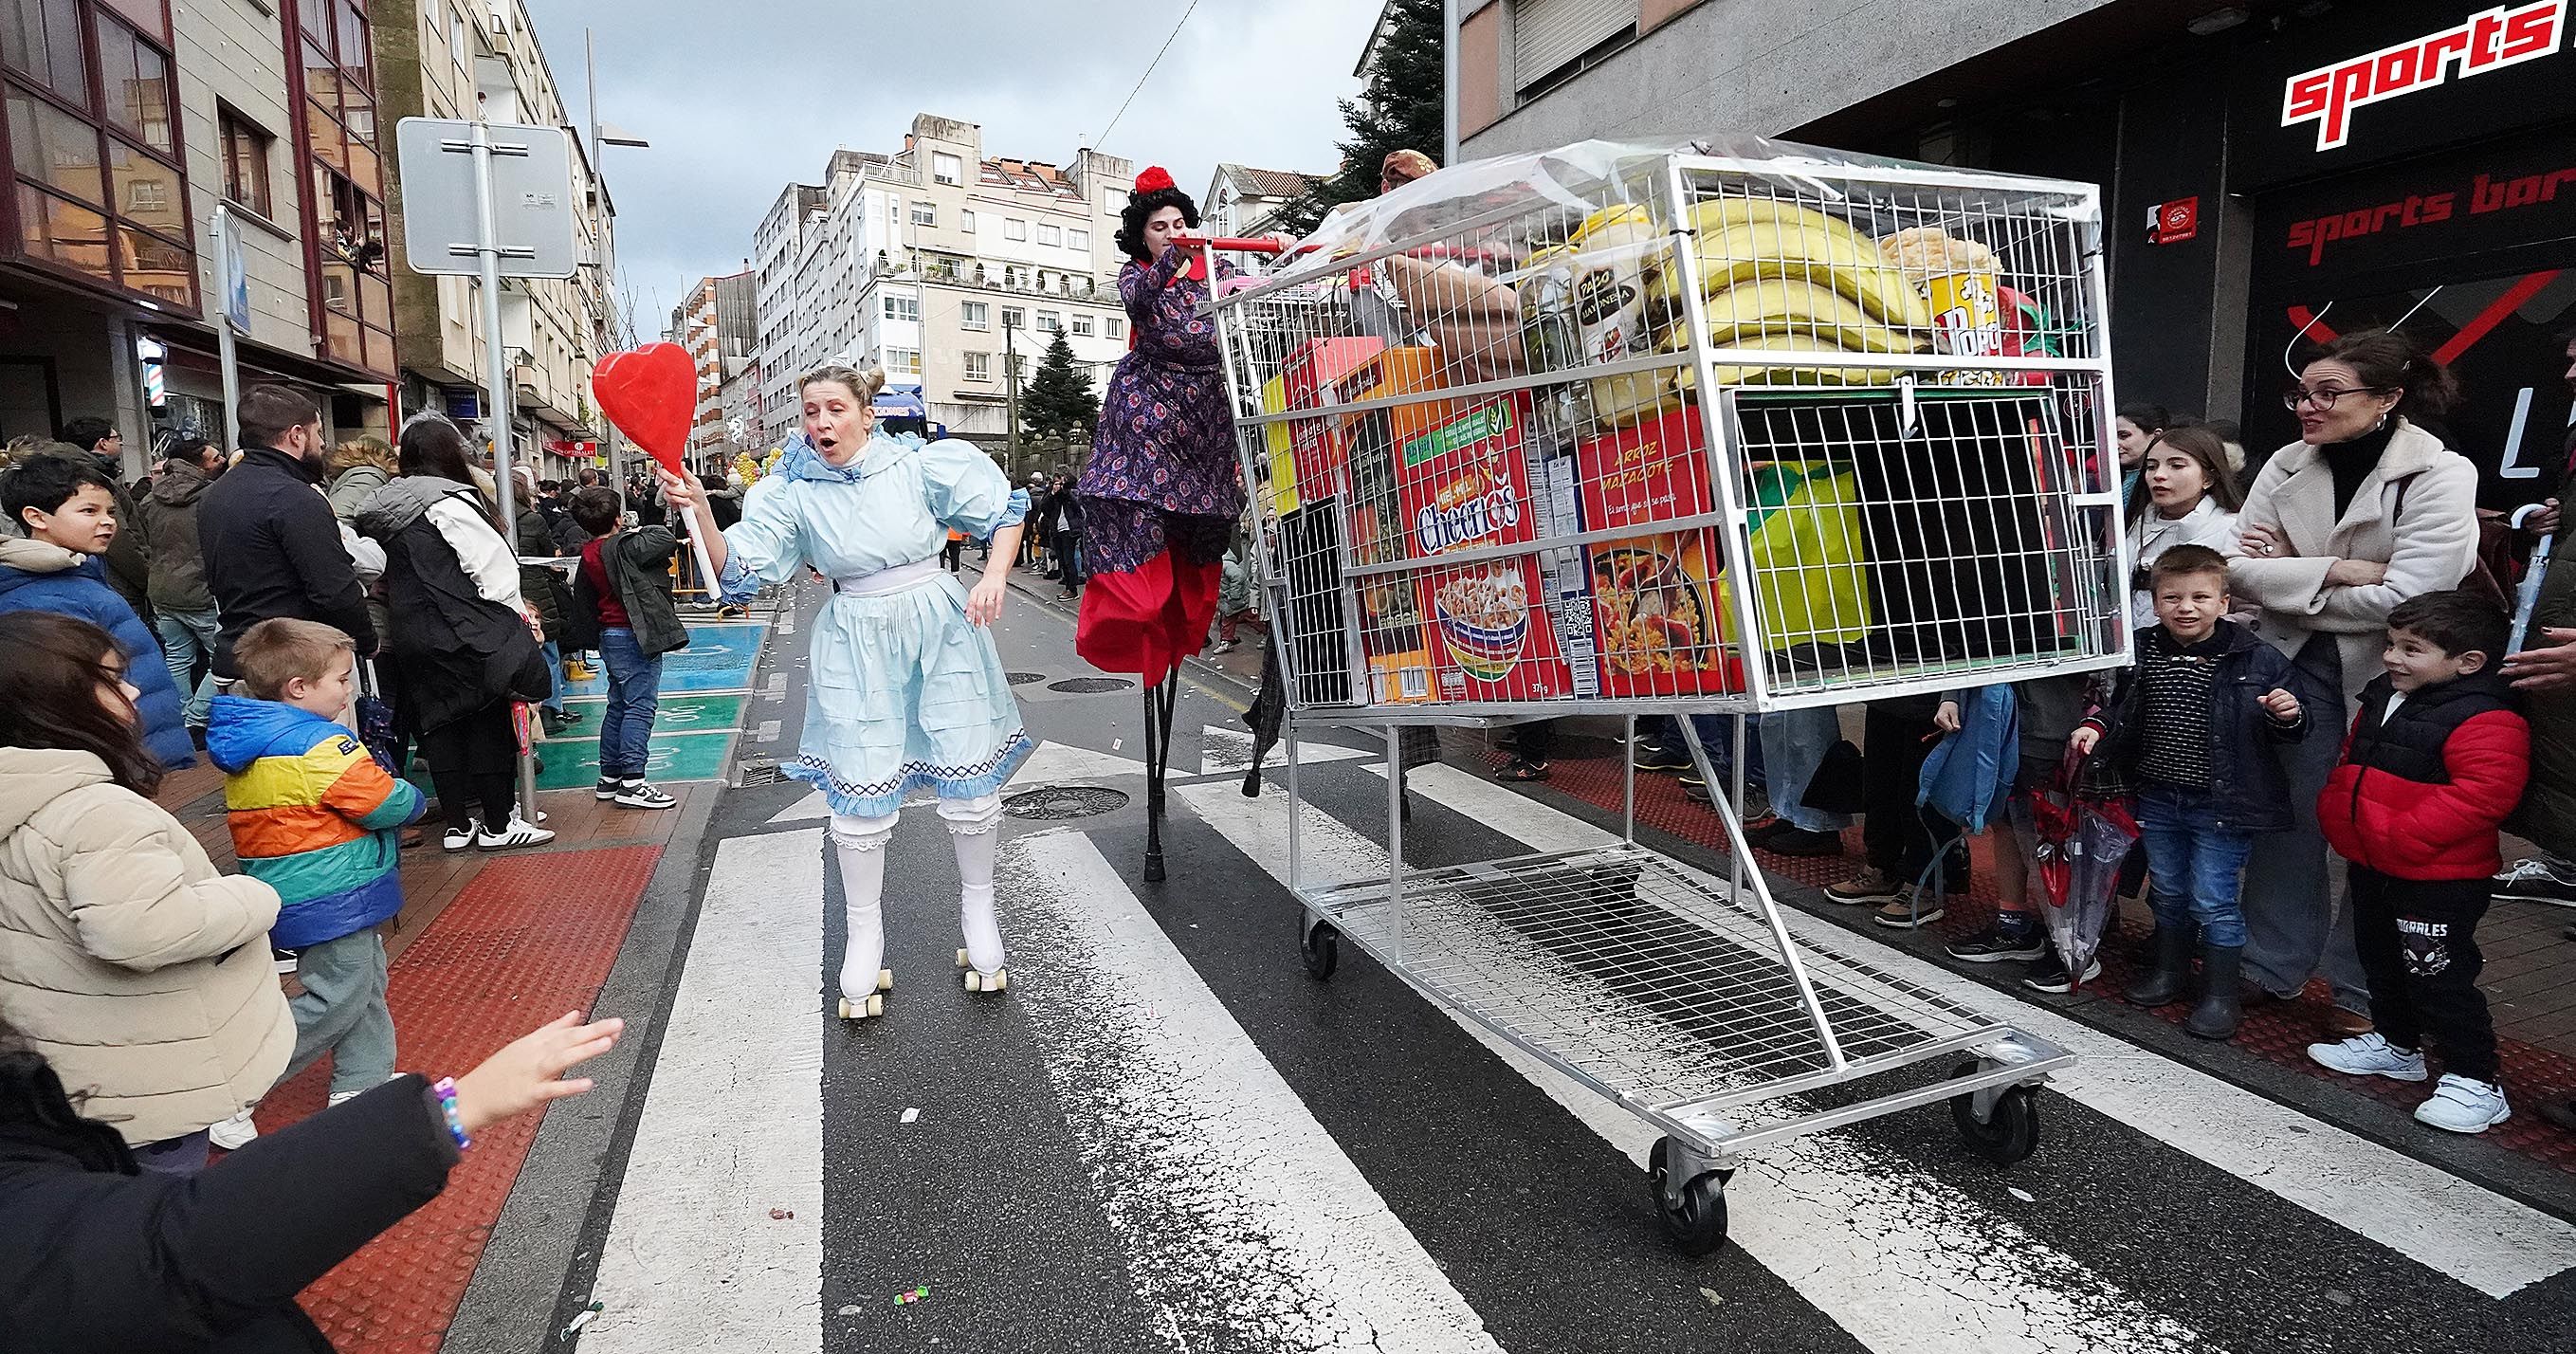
[
  {"left": 155, "top": 606, "right": 219, "bottom": 728},
  {"left": 540, "top": 639, "right": 566, "bottom": 716},
  {"left": 598, "top": 627, "right": 662, "bottom": 781},
  {"left": 1681, "top": 713, "right": 1765, "bottom": 788},
  {"left": 1760, "top": 704, "right": 1848, "bottom": 833},
  {"left": 2136, "top": 783, "right": 2256, "bottom": 950}
]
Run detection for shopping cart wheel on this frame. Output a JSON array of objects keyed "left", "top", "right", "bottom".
[
  {"left": 1648, "top": 1137, "right": 1730, "bottom": 1257},
  {"left": 1301, "top": 922, "right": 1340, "bottom": 980},
  {"left": 1947, "top": 1062, "right": 2041, "bottom": 1165}
]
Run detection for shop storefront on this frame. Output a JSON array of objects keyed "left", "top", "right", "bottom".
[{"left": 2233, "top": 2, "right": 2576, "bottom": 505}]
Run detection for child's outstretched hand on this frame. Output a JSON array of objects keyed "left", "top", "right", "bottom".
[
  {"left": 2257, "top": 687, "right": 2302, "bottom": 722},
  {"left": 2070, "top": 726, "right": 2101, "bottom": 755},
  {"left": 448, "top": 1011, "right": 623, "bottom": 1135}
]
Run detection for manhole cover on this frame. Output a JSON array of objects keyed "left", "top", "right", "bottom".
[
  {"left": 1004, "top": 786, "right": 1130, "bottom": 820},
  {"left": 1047, "top": 676, "right": 1136, "bottom": 694},
  {"left": 1006, "top": 671, "right": 1046, "bottom": 686}
]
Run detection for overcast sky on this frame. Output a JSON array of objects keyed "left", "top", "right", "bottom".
[{"left": 524, "top": 0, "right": 1384, "bottom": 332}]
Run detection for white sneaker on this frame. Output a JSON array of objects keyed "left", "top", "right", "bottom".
[
  {"left": 326, "top": 1090, "right": 361, "bottom": 1107},
  {"left": 208, "top": 1110, "right": 258, "bottom": 1150},
  {"left": 443, "top": 826, "right": 477, "bottom": 851},
  {"left": 2414, "top": 1074, "right": 2512, "bottom": 1134},
  {"left": 612, "top": 779, "right": 676, "bottom": 810},
  {"left": 476, "top": 814, "right": 556, "bottom": 851},
  {"left": 2306, "top": 1032, "right": 2429, "bottom": 1082}
]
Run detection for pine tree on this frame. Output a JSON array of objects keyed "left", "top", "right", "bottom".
[
  {"left": 1273, "top": 0, "right": 1445, "bottom": 235},
  {"left": 1023, "top": 330, "right": 1100, "bottom": 445}
]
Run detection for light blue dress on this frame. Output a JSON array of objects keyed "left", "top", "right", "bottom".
[{"left": 716, "top": 433, "right": 1032, "bottom": 818}]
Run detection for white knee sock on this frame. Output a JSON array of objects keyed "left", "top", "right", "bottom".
[
  {"left": 941, "top": 795, "right": 1005, "bottom": 975},
  {"left": 829, "top": 812, "right": 896, "bottom": 999}
]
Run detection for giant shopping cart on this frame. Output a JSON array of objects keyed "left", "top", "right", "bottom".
[{"left": 1202, "top": 138, "right": 2135, "bottom": 1255}]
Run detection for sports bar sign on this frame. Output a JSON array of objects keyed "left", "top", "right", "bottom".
[{"left": 2281, "top": 1, "right": 2567, "bottom": 153}]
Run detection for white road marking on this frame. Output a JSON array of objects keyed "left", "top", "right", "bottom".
[
  {"left": 1380, "top": 761, "right": 2576, "bottom": 1299},
  {"left": 1180, "top": 779, "right": 2216, "bottom": 1354},
  {"left": 1198, "top": 723, "right": 1376, "bottom": 776},
  {"left": 766, "top": 741, "right": 1151, "bottom": 823},
  {"left": 581, "top": 830, "right": 825, "bottom": 1354},
  {"left": 1008, "top": 830, "right": 1507, "bottom": 1354}
]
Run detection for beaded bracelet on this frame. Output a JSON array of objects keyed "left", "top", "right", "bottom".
[{"left": 430, "top": 1076, "right": 472, "bottom": 1151}]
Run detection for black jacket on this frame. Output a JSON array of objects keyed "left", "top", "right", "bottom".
[
  {"left": 198, "top": 447, "right": 377, "bottom": 675},
  {"left": 514, "top": 507, "right": 575, "bottom": 640},
  {"left": 357, "top": 477, "right": 550, "bottom": 737},
  {"left": 2084, "top": 620, "right": 2308, "bottom": 833},
  {"left": 0, "top": 1074, "right": 458, "bottom": 1353},
  {"left": 572, "top": 526, "right": 686, "bottom": 657}
]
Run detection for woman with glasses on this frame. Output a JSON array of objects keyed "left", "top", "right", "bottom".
[{"left": 2227, "top": 328, "right": 2479, "bottom": 1033}]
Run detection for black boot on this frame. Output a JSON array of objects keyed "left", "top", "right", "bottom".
[
  {"left": 2125, "top": 924, "right": 2193, "bottom": 1007},
  {"left": 2185, "top": 944, "right": 2244, "bottom": 1040}
]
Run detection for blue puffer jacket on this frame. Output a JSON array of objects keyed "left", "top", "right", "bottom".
[{"left": 0, "top": 538, "right": 193, "bottom": 768}]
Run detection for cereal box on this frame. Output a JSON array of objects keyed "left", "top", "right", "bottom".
[
  {"left": 1343, "top": 408, "right": 1434, "bottom": 704},
  {"left": 1395, "top": 393, "right": 1575, "bottom": 702},
  {"left": 1575, "top": 406, "right": 1740, "bottom": 696},
  {"left": 1279, "top": 336, "right": 1385, "bottom": 499}
]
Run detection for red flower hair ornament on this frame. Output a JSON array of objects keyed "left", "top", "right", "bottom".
[{"left": 1134, "top": 166, "right": 1176, "bottom": 194}]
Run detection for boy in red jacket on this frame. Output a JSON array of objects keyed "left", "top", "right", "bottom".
[{"left": 2308, "top": 590, "right": 2530, "bottom": 1134}]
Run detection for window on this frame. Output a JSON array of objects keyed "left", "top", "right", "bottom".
[
  {"left": 1037, "top": 222, "right": 1061, "bottom": 247},
  {"left": 909, "top": 200, "right": 934, "bottom": 227},
  {"left": 963, "top": 352, "right": 990, "bottom": 381},
  {"left": 886, "top": 346, "right": 920, "bottom": 375},
  {"left": 1, "top": 0, "right": 193, "bottom": 307},
  {"left": 959, "top": 208, "right": 974, "bottom": 231},
  {"left": 932, "top": 151, "right": 962, "bottom": 186},
  {"left": 1071, "top": 314, "right": 1093, "bottom": 337},
  {"left": 218, "top": 107, "right": 271, "bottom": 216},
  {"left": 1069, "top": 228, "right": 1089, "bottom": 250},
  {"left": 448, "top": 7, "right": 470, "bottom": 88},
  {"left": 959, "top": 300, "right": 988, "bottom": 330},
  {"left": 1001, "top": 305, "right": 1024, "bottom": 330},
  {"left": 295, "top": 0, "right": 390, "bottom": 374},
  {"left": 1105, "top": 317, "right": 1124, "bottom": 339},
  {"left": 882, "top": 293, "right": 918, "bottom": 321},
  {"left": 1001, "top": 217, "right": 1027, "bottom": 241},
  {"left": 1035, "top": 310, "right": 1060, "bottom": 333}
]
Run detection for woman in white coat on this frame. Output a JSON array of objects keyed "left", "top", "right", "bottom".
[
  {"left": 2227, "top": 329, "right": 2480, "bottom": 1025},
  {"left": 2127, "top": 424, "right": 2244, "bottom": 631}
]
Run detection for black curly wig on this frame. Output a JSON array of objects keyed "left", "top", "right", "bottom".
[{"left": 1115, "top": 187, "right": 1200, "bottom": 263}]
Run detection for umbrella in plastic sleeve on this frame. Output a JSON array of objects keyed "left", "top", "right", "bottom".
[{"left": 2056, "top": 794, "right": 2141, "bottom": 986}]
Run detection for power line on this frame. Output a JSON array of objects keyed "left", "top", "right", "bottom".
[{"left": 1096, "top": 0, "right": 1202, "bottom": 152}]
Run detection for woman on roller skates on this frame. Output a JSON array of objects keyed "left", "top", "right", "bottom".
[{"left": 658, "top": 362, "right": 1032, "bottom": 1016}]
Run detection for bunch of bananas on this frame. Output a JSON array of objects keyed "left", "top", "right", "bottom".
[{"left": 1552, "top": 196, "right": 1957, "bottom": 427}]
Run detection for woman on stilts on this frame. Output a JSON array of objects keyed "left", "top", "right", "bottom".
[
  {"left": 658, "top": 363, "right": 1032, "bottom": 1016},
  {"left": 1076, "top": 167, "right": 1248, "bottom": 880}
]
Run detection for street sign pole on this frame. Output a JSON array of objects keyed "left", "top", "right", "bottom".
[
  {"left": 466, "top": 117, "right": 540, "bottom": 821},
  {"left": 210, "top": 206, "right": 242, "bottom": 445}
]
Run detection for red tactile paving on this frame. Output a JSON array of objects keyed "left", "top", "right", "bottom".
[
  {"left": 241, "top": 846, "right": 661, "bottom": 1354},
  {"left": 1501, "top": 742, "right": 2576, "bottom": 1173}
]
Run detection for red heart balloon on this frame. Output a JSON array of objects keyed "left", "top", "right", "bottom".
[{"left": 592, "top": 342, "right": 697, "bottom": 474}]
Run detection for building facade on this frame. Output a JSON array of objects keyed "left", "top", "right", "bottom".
[
  {"left": 750, "top": 114, "right": 1137, "bottom": 460},
  {"left": 1452, "top": 0, "right": 2576, "bottom": 512},
  {"left": 667, "top": 266, "right": 753, "bottom": 459},
  {"left": 0, "top": 0, "right": 409, "bottom": 472},
  {"left": 375, "top": 0, "right": 612, "bottom": 482},
  {"left": 1204, "top": 164, "right": 1320, "bottom": 240}
]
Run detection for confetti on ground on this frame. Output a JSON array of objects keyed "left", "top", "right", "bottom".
[
  {"left": 901, "top": 1107, "right": 921, "bottom": 1124},
  {"left": 2007, "top": 1187, "right": 2036, "bottom": 1203},
  {"left": 894, "top": 1285, "right": 932, "bottom": 1307},
  {"left": 1699, "top": 1287, "right": 1724, "bottom": 1308},
  {"left": 837, "top": 1306, "right": 861, "bottom": 1316},
  {"left": 769, "top": 1207, "right": 795, "bottom": 1219}
]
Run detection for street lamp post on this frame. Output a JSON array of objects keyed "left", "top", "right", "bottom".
[{"left": 586, "top": 27, "right": 649, "bottom": 487}]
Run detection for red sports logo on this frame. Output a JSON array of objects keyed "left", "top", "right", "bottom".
[{"left": 2282, "top": 1, "right": 2567, "bottom": 152}]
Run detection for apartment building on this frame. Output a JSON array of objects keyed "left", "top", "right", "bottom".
[
  {"left": 753, "top": 114, "right": 1137, "bottom": 454},
  {"left": 0, "top": 0, "right": 405, "bottom": 467},
  {"left": 375, "top": 0, "right": 612, "bottom": 480},
  {"left": 752, "top": 174, "right": 830, "bottom": 447},
  {"left": 1204, "top": 164, "right": 1320, "bottom": 239},
  {"left": 667, "top": 266, "right": 752, "bottom": 457}
]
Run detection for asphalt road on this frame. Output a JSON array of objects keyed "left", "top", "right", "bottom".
[{"left": 525, "top": 576, "right": 2576, "bottom": 1354}]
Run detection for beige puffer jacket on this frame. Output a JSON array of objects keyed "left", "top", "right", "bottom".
[{"left": 0, "top": 747, "right": 291, "bottom": 1145}]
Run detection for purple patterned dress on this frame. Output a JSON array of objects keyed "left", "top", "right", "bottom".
[{"left": 1080, "top": 246, "right": 1246, "bottom": 575}]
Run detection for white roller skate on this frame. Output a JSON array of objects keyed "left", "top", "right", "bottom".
[
  {"left": 837, "top": 968, "right": 895, "bottom": 1019},
  {"left": 957, "top": 948, "right": 1009, "bottom": 993}
]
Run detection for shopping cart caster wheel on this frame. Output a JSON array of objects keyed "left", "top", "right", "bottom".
[
  {"left": 1301, "top": 924, "right": 1340, "bottom": 980},
  {"left": 1948, "top": 1062, "right": 2041, "bottom": 1165},
  {"left": 836, "top": 994, "right": 884, "bottom": 1019},
  {"left": 1648, "top": 1137, "right": 1729, "bottom": 1257}
]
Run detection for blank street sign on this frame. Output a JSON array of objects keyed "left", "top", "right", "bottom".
[{"left": 393, "top": 118, "right": 578, "bottom": 280}]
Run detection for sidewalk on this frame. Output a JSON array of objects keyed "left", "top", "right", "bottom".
[{"left": 150, "top": 606, "right": 772, "bottom": 1354}]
